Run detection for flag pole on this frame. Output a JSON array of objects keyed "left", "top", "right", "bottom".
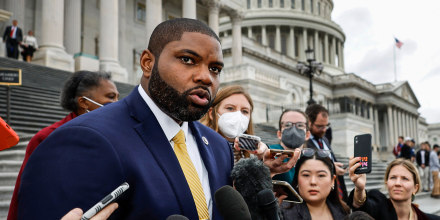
[{"left": 393, "top": 41, "right": 397, "bottom": 82}]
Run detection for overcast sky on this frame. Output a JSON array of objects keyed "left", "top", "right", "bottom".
[{"left": 332, "top": 0, "right": 440, "bottom": 124}]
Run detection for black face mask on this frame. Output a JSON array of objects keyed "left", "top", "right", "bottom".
[{"left": 281, "top": 126, "right": 306, "bottom": 149}]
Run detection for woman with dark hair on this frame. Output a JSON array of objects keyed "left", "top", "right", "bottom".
[
  {"left": 7, "top": 71, "right": 119, "bottom": 220},
  {"left": 348, "top": 158, "right": 440, "bottom": 220},
  {"left": 281, "top": 148, "right": 350, "bottom": 219}
]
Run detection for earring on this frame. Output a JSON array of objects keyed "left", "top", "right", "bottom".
[
  {"left": 411, "top": 193, "right": 415, "bottom": 202},
  {"left": 331, "top": 185, "right": 334, "bottom": 190}
]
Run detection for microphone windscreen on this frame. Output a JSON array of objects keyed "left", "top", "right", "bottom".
[
  {"left": 257, "top": 189, "right": 280, "bottom": 220},
  {"left": 166, "top": 215, "right": 189, "bottom": 220},
  {"left": 215, "top": 185, "right": 251, "bottom": 220}
]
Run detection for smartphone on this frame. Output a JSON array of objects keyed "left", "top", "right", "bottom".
[
  {"left": 272, "top": 180, "right": 303, "bottom": 203},
  {"left": 269, "top": 149, "right": 295, "bottom": 158},
  {"left": 237, "top": 134, "right": 261, "bottom": 151},
  {"left": 81, "top": 182, "right": 129, "bottom": 220},
  {"left": 354, "top": 134, "right": 372, "bottom": 174}
]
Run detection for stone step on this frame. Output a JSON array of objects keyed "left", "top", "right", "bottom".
[
  {"left": 0, "top": 186, "right": 14, "bottom": 201},
  {"left": 0, "top": 161, "right": 23, "bottom": 173},
  {"left": 0, "top": 173, "right": 18, "bottom": 186},
  {"left": 0, "top": 150, "right": 26, "bottom": 161},
  {"left": 0, "top": 200, "right": 10, "bottom": 219}
]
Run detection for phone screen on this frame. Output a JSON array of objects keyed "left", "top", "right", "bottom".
[
  {"left": 237, "top": 134, "right": 260, "bottom": 151},
  {"left": 354, "top": 134, "right": 372, "bottom": 174}
]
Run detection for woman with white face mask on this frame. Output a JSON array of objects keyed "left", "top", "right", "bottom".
[{"left": 200, "top": 85, "right": 261, "bottom": 162}]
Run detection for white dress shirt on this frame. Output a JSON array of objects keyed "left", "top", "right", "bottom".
[{"left": 137, "top": 85, "right": 212, "bottom": 217}]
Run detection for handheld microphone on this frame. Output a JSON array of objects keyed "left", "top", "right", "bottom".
[
  {"left": 166, "top": 214, "right": 189, "bottom": 220},
  {"left": 257, "top": 189, "right": 280, "bottom": 220},
  {"left": 0, "top": 116, "right": 19, "bottom": 150},
  {"left": 214, "top": 185, "right": 251, "bottom": 220}
]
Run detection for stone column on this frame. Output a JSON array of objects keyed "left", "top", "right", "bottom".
[
  {"left": 231, "top": 12, "right": 243, "bottom": 65},
  {"left": 398, "top": 110, "right": 403, "bottom": 136},
  {"left": 5, "top": 0, "right": 25, "bottom": 30},
  {"left": 183, "top": 0, "right": 196, "bottom": 19},
  {"left": 324, "top": 33, "right": 329, "bottom": 63},
  {"left": 314, "top": 30, "right": 319, "bottom": 61},
  {"left": 409, "top": 115, "right": 414, "bottom": 139},
  {"left": 207, "top": 0, "right": 220, "bottom": 35},
  {"left": 146, "top": 0, "right": 162, "bottom": 45},
  {"left": 248, "top": 26, "right": 253, "bottom": 39},
  {"left": 64, "top": 0, "right": 82, "bottom": 55},
  {"left": 331, "top": 36, "right": 336, "bottom": 65},
  {"left": 414, "top": 115, "right": 419, "bottom": 141},
  {"left": 275, "top": 25, "right": 281, "bottom": 52},
  {"left": 261, "top": 25, "right": 267, "bottom": 46},
  {"left": 387, "top": 106, "right": 395, "bottom": 149},
  {"left": 340, "top": 42, "right": 345, "bottom": 68},
  {"left": 287, "top": 26, "right": 295, "bottom": 58},
  {"left": 301, "top": 28, "right": 308, "bottom": 60},
  {"left": 99, "top": 0, "right": 128, "bottom": 82},
  {"left": 374, "top": 107, "right": 380, "bottom": 148},
  {"left": 32, "top": 0, "right": 74, "bottom": 71},
  {"left": 119, "top": 0, "right": 127, "bottom": 71},
  {"left": 392, "top": 107, "right": 398, "bottom": 142},
  {"left": 337, "top": 40, "right": 343, "bottom": 68}
]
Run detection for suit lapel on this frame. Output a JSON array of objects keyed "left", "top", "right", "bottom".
[{"left": 125, "top": 87, "right": 199, "bottom": 219}]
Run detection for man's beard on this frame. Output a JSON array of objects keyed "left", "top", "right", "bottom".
[{"left": 148, "top": 64, "right": 213, "bottom": 122}]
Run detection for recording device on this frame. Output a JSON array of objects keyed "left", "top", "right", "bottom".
[
  {"left": 237, "top": 134, "right": 261, "bottom": 151},
  {"left": 269, "top": 149, "right": 295, "bottom": 158},
  {"left": 272, "top": 180, "right": 303, "bottom": 203},
  {"left": 214, "top": 185, "right": 251, "bottom": 220},
  {"left": 257, "top": 189, "right": 280, "bottom": 220},
  {"left": 166, "top": 215, "right": 189, "bottom": 220},
  {"left": 81, "top": 182, "right": 129, "bottom": 220},
  {"left": 354, "top": 134, "right": 372, "bottom": 174},
  {"left": 0, "top": 116, "right": 19, "bottom": 150}
]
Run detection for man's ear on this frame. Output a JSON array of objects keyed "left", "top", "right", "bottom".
[
  {"left": 277, "top": 130, "right": 282, "bottom": 140},
  {"left": 140, "top": 49, "right": 155, "bottom": 78},
  {"left": 208, "top": 107, "right": 214, "bottom": 121},
  {"left": 77, "top": 96, "right": 89, "bottom": 110}
]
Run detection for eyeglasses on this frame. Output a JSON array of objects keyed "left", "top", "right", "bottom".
[
  {"left": 302, "top": 148, "right": 331, "bottom": 158},
  {"left": 282, "top": 121, "right": 307, "bottom": 130},
  {"left": 312, "top": 123, "right": 330, "bottom": 130}
]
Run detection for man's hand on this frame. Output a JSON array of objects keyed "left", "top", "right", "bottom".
[
  {"left": 263, "top": 148, "right": 300, "bottom": 177},
  {"left": 348, "top": 157, "right": 366, "bottom": 191},
  {"left": 233, "top": 138, "right": 268, "bottom": 160},
  {"left": 61, "top": 203, "right": 118, "bottom": 220},
  {"left": 334, "top": 162, "right": 347, "bottom": 176}
]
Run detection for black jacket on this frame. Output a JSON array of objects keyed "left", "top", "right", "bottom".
[
  {"left": 416, "top": 150, "right": 430, "bottom": 166},
  {"left": 3, "top": 26, "right": 23, "bottom": 43},
  {"left": 280, "top": 199, "right": 347, "bottom": 220}
]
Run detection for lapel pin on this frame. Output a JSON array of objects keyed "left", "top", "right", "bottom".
[{"left": 202, "top": 136, "right": 209, "bottom": 145}]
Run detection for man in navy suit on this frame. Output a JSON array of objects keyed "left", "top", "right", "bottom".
[
  {"left": 305, "top": 104, "right": 348, "bottom": 202},
  {"left": 3, "top": 20, "right": 23, "bottom": 59},
  {"left": 18, "top": 18, "right": 232, "bottom": 219}
]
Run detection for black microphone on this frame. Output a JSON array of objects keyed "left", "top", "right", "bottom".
[
  {"left": 166, "top": 214, "right": 189, "bottom": 220},
  {"left": 214, "top": 185, "right": 251, "bottom": 220},
  {"left": 257, "top": 189, "right": 280, "bottom": 220},
  {"left": 230, "top": 157, "right": 273, "bottom": 219}
]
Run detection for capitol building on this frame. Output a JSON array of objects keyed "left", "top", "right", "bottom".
[{"left": 1, "top": 0, "right": 437, "bottom": 157}]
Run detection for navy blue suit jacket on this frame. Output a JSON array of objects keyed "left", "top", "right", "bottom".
[{"left": 18, "top": 87, "right": 234, "bottom": 219}]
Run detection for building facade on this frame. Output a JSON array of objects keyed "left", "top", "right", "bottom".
[{"left": 0, "top": 0, "right": 429, "bottom": 157}]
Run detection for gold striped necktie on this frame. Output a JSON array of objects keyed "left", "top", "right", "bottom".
[{"left": 173, "top": 130, "right": 209, "bottom": 219}]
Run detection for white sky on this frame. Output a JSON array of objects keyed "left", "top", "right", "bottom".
[{"left": 332, "top": 0, "right": 440, "bottom": 124}]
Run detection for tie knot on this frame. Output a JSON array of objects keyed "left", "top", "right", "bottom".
[{"left": 173, "top": 130, "right": 186, "bottom": 145}]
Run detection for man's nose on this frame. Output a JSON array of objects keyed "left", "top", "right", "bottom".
[{"left": 193, "top": 65, "right": 214, "bottom": 85}]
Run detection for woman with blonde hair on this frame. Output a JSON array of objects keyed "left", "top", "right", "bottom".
[{"left": 348, "top": 158, "right": 439, "bottom": 219}]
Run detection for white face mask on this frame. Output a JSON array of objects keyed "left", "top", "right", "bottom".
[
  {"left": 217, "top": 111, "right": 250, "bottom": 139},
  {"left": 82, "top": 96, "right": 104, "bottom": 112}
]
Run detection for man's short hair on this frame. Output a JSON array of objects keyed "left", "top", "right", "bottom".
[
  {"left": 433, "top": 144, "right": 439, "bottom": 149},
  {"left": 305, "top": 104, "right": 329, "bottom": 124},
  {"left": 147, "top": 18, "right": 220, "bottom": 59},
  {"left": 398, "top": 136, "right": 404, "bottom": 140}
]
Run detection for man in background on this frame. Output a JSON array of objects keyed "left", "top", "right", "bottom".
[
  {"left": 3, "top": 20, "right": 23, "bottom": 59},
  {"left": 393, "top": 136, "right": 404, "bottom": 158},
  {"left": 416, "top": 141, "right": 430, "bottom": 192}
]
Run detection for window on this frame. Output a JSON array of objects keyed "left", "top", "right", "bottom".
[
  {"left": 280, "top": 0, "right": 285, "bottom": 8},
  {"left": 318, "top": 2, "right": 321, "bottom": 15},
  {"left": 269, "top": 0, "right": 273, "bottom": 8},
  {"left": 281, "top": 34, "right": 287, "bottom": 54},
  {"left": 247, "top": 0, "right": 251, "bottom": 9},
  {"left": 258, "top": 0, "right": 262, "bottom": 8},
  {"left": 136, "top": 2, "right": 146, "bottom": 22},
  {"left": 301, "top": 0, "right": 305, "bottom": 10},
  {"left": 291, "top": 0, "right": 295, "bottom": 9},
  {"left": 310, "top": 0, "right": 314, "bottom": 13}
]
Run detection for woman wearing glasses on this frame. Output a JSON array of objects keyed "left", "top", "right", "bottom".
[
  {"left": 348, "top": 158, "right": 439, "bottom": 220},
  {"left": 270, "top": 109, "right": 310, "bottom": 184},
  {"left": 281, "top": 148, "right": 350, "bottom": 219}
]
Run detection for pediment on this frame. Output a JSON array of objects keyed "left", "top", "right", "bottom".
[{"left": 392, "top": 82, "right": 420, "bottom": 107}]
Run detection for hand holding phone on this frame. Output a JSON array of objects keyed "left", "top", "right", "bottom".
[
  {"left": 272, "top": 180, "right": 303, "bottom": 203},
  {"left": 269, "top": 149, "right": 295, "bottom": 158},
  {"left": 354, "top": 134, "right": 372, "bottom": 174},
  {"left": 237, "top": 134, "right": 261, "bottom": 151}
]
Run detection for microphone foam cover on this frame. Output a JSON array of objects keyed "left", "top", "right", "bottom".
[
  {"left": 257, "top": 189, "right": 278, "bottom": 211},
  {"left": 215, "top": 185, "right": 251, "bottom": 220},
  {"left": 166, "top": 215, "right": 189, "bottom": 220}
]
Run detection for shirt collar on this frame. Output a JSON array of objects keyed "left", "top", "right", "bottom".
[{"left": 137, "top": 84, "right": 188, "bottom": 142}]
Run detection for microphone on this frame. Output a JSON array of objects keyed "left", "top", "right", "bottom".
[
  {"left": 257, "top": 189, "right": 280, "bottom": 220},
  {"left": 214, "top": 185, "right": 251, "bottom": 220},
  {"left": 230, "top": 157, "right": 273, "bottom": 219},
  {"left": 0, "top": 116, "right": 19, "bottom": 150},
  {"left": 166, "top": 214, "right": 189, "bottom": 220}
]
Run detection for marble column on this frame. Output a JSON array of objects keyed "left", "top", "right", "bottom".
[
  {"left": 287, "top": 26, "right": 295, "bottom": 58},
  {"left": 275, "top": 25, "right": 281, "bottom": 52},
  {"left": 324, "top": 33, "right": 329, "bottom": 63},
  {"left": 340, "top": 42, "right": 345, "bottom": 68},
  {"left": 330, "top": 36, "right": 336, "bottom": 65},
  {"left": 393, "top": 107, "right": 398, "bottom": 142},
  {"left": 5, "top": 0, "right": 25, "bottom": 30},
  {"left": 32, "top": 0, "right": 74, "bottom": 71},
  {"left": 314, "top": 31, "right": 319, "bottom": 61},
  {"left": 398, "top": 110, "right": 403, "bottom": 136},
  {"left": 262, "top": 25, "right": 267, "bottom": 46},
  {"left": 374, "top": 107, "right": 380, "bottom": 148},
  {"left": 64, "top": 0, "right": 82, "bottom": 55},
  {"left": 119, "top": 0, "right": 127, "bottom": 70},
  {"left": 99, "top": 0, "right": 127, "bottom": 82},
  {"left": 387, "top": 106, "right": 395, "bottom": 149},
  {"left": 414, "top": 115, "right": 419, "bottom": 141},
  {"left": 231, "top": 12, "right": 243, "bottom": 65},
  {"left": 409, "top": 115, "right": 414, "bottom": 139},
  {"left": 337, "top": 40, "right": 343, "bottom": 68},
  {"left": 248, "top": 26, "right": 253, "bottom": 39},
  {"left": 301, "top": 28, "right": 308, "bottom": 60},
  {"left": 146, "top": 0, "right": 162, "bottom": 45},
  {"left": 183, "top": 0, "right": 196, "bottom": 19},
  {"left": 207, "top": 1, "right": 220, "bottom": 35}
]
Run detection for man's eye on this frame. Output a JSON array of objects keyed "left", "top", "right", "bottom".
[
  {"left": 180, "top": 57, "right": 194, "bottom": 64},
  {"left": 209, "top": 66, "right": 222, "bottom": 74}
]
